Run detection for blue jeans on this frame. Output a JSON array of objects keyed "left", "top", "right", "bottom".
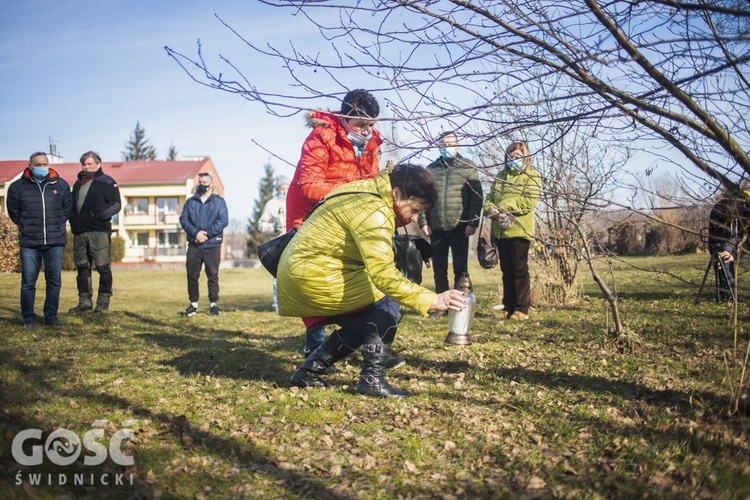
[
  {"left": 20, "top": 246, "right": 64, "bottom": 322},
  {"left": 305, "top": 325, "right": 326, "bottom": 353}
]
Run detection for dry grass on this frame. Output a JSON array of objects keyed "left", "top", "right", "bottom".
[{"left": 1, "top": 254, "right": 749, "bottom": 498}]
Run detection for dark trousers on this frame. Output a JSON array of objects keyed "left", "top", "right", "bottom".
[
  {"left": 496, "top": 237, "right": 531, "bottom": 315},
  {"left": 430, "top": 226, "right": 469, "bottom": 293},
  {"left": 186, "top": 245, "right": 221, "bottom": 303},
  {"left": 20, "top": 246, "right": 64, "bottom": 321},
  {"left": 713, "top": 253, "right": 736, "bottom": 302},
  {"left": 329, "top": 297, "right": 400, "bottom": 348},
  {"left": 73, "top": 231, "right": 112, "bottom": 307}
]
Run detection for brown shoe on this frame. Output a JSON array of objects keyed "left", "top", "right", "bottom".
[{"left": 509, "top": 311, "right": 529, "bottom": 321}]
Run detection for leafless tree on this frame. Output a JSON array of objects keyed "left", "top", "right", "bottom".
[
  {"left": 166, "top": 0, "right": 750, "bottom": 191},
  {"left": 165, "top": 0, "right": 749, "bottom": 386}
]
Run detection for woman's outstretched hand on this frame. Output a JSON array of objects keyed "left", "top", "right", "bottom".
[{"left": 430, "top": 289, "right": 466, "bottom": 312}]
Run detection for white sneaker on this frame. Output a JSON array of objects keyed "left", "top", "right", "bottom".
[{"left": 492, "top": 304, "right": 505, "bottom": 311}]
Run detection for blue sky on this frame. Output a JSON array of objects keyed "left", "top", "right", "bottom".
[{"left": 0, "top": 1, "right": 371, "bottom": 224}]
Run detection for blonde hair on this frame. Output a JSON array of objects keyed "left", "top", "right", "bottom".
[{"left": 505, "top": 141, "right": 533, "bottom": 170}]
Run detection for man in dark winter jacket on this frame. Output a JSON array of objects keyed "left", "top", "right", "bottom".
[
  {"left": 68, "top": 151, "right": 121, "bottom": 314},
  {"left": 7, "top": 151, "right": 73, "bottom": 327},
  {"left": 708, "top": 191, "right": 750, "bottom": 302},
  {"left": 178, "top": 172, "right": 228, "bottom": 316},
  {"left": 419, "top": 131, "right": 483, "bottom": 316}
]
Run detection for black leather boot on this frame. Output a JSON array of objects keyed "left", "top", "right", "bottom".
[
  {"left": 305, "top": 347, "right": 341, "bottom": 374},
  {"left": 356, "top": 326, "right": 410, "bottom": 398},
  {"left": 291, "top": 331, "right": 353, "bottom": 388}
]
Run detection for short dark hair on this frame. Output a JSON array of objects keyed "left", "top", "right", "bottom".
[
  {"left": 29, "top": 151, "right": 48, "bottom": 163},
  {"left": 438, "top": 131, "right": 457, "bottom": 142},
  {"left": 389, "top": 164, "right": 439, "bottom": 209},
  {"left": 340, "top": 89, "right": 380, "bottom": 119},
  {"left": 80, "top": 151, "right": 102, "bottom": 165}
]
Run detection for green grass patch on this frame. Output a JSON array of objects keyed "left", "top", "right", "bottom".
[{"left": 1, "top": 255, "right": 750, "bottom": 498}]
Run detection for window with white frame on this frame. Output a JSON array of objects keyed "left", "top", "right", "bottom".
[
  {"left": 156, "top": 197, "right": 178, "bottom": 215},
  {"left": 157, "top": 230, "right": 180, "bottom": 248},
  {"left": 126, "top": 198, "right": 149, "bottom": 215},
  {"left": 130, "top": 232, "right": 149, "bottom": 247}
]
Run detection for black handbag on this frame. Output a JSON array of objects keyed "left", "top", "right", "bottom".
[
  {"left": 392, "top": 233, "right": 433, "bottom": 285},
  {"left": 257, "top": 228, "right": 297, "bottom": 278},
  {"left": 477, "top": 210, "right": 498, "bottom": 269}
]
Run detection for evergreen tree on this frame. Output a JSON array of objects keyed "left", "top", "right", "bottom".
[
  {"left": 122, "top": 121, "right": 157, "bottom": 161},
  {"left": 167, "top": 144, "right": 178, "bottom": 161},
  {"left": 247, "top": 160, "right": 277, "bottom": 257}
]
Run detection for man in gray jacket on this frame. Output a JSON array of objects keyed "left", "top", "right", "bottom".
[{"left": 419, "top": 131, "right": 483, "bottom": 316}]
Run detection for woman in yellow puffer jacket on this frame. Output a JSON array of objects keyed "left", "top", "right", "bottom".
[
  {"left": 278, "top": 165, "right": 467, "bottom": 398},
  {"left": 484, "top": 141, "right": 542, "bottom": 321}
]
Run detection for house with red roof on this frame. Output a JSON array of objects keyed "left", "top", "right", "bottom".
[{"left": 1, "top": 155, "right": 224, "bottom": 263}]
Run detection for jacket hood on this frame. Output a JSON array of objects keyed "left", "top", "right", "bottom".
[{"left": 305, "top": 110, "right": 339, "bottom": 130}]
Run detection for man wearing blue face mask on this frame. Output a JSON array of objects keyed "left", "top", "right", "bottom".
[
  {"left": 179, "top": 172, "right": 228, "bottom": 317},
  {"left": 419, "top": 131, "right": 483, "bottom": 317},
  {"left": 258, "top": 176, "right": 290, "bottom": 311},
  {"left": 7, "top": 151, "right": 73, "bottom": 327}
]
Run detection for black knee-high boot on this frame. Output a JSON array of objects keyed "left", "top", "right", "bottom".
[
  {"left": 356, "top": 325, "right": 410, "bottom": 398},
  {"left": 291, "top": 330, "right": 354, "bottom": 388}
]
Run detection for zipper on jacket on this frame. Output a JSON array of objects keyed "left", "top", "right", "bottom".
[
  {"left": 37, "top": 178, "right": 58, "bottom": 246},
  {"left": 34, "top": 181, "right": 48, "bottom": 245}
]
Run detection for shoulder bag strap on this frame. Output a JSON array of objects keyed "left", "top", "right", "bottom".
[{"left": 302, "top": 191, "right": 381, "bottom": 223}]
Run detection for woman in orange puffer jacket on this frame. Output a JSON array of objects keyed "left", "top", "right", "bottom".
[
  {"left": 285, "top": 89, "right": 384, "bottom": 359},
  {"left": 286, "top": 90, "right": 382, "bottom": 229}
]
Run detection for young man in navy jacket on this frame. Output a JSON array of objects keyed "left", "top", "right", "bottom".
[{"left": 179, "top": 172, "right": 228, "bottom": 316}]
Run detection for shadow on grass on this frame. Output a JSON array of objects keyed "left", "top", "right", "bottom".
[
  {"left": 0, "top": 353, "right": 354, "bottom": 499},
  {"left": 116, "top": 311, "right": 299, "bottom": 385}
]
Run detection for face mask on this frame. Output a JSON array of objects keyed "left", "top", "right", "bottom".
[
  {"left": 506, "top": 158, "right": 524, "bottom": 170},
  {"left": 440, "top": 147, "right": 459, "bottom": 159},
  {"left": 196, "top": 184, "right": 210, "bottom": 195},
  {"left": 347, "top": 131, "right": 368, "bottom": 147},
  {"left": 343, "top": 120, "right": 369, "bottom": 147},
  {"left": 81, "top": 171, "right": 95, "bottom": 178},
  {"left": 32, "top": 167, "right": 49, "bottom": 178},
  {"left": 278, "top": 194, "right": 286, "bottom": 200},
  {"left": 393, "top": 200, "right": 412, "bottom": 228}
]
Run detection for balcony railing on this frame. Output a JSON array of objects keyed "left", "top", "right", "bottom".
[{"left": 123, "top": 213, "right": 180, "bottom": 225}]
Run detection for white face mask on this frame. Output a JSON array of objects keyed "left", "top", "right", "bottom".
[{"left": 343, "top": 120, "right": 369, "bottom": 147}]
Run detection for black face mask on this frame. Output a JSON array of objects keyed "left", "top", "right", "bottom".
[
  {"left": 196, "top": 184, "right": 210, "bottom": 195},
  {"left": 81, "top": 171, "right": 95, "bottom": 178}
]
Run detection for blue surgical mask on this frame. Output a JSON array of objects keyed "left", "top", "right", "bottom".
[
  {"left": 278, "top": 194, "right": 286, "bottom": 200},
  {"left": 506, "top": 158, "right": 523, "bottom": 170},
  {"left": 33, "top": 167, "right": 49, "bottom": 178},
  {"left": 439, "top": 149, "right": 451, "bottom": 159}
]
